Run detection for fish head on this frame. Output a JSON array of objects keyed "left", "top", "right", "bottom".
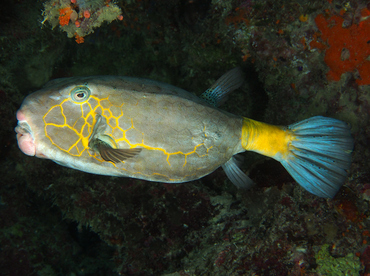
[{"left": 15, "top": 77, "right": 115, "bottom": 168}]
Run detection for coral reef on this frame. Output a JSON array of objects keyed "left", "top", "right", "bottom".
[{"left": 42, "top": 0, "right": 122, "bottom": 42}]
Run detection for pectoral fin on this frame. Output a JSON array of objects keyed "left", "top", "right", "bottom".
[
  {"left": 88, "top": 114, "right": 142, "bottom": 163},
  {"left": 94, "top": 139, "right": 142, "bottom": 163}
]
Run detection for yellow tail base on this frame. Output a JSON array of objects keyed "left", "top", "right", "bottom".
[{"left": 241, "top": 117, "right": 293, "bottom": 161}]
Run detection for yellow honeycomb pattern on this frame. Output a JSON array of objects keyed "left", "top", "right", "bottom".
[{"left": 42, "top": 94, "right": 213, "bottom": 168}]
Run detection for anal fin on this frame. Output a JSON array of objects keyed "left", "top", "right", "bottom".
[{"left": 222, "top": 156, "right": 255, "bottom": 189}]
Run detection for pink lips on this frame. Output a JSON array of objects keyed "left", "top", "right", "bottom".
[
  {"left": 16, "top": 109, "right": 26, "bottom": 121},
  {"left": 15, "top": 110, "right": 36, "bottom": 157}
]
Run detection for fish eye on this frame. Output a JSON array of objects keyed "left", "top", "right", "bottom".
[{"left": 70, "top": 86, "right": 91, "bottom": 102}]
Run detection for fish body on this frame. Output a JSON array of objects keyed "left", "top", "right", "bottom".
[
  {"left": 15, "top": 68, "right": 354, "bottom": 198},
  {"left": 17, "top": 76, "right": 243, "bottom": 182}
]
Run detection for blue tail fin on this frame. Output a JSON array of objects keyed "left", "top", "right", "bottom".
[{"left": 280, "top": 116, "right": 354, "bottom": 198}]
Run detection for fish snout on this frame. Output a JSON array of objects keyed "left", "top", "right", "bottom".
[{"left": 15, "top": 110, "right": 36, "bottom": 157}]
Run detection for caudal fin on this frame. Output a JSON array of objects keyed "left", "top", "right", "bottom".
[{"left": 280, "top": 116, "right": 354, "bottom": 198}]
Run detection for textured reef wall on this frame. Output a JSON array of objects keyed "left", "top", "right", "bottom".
[
  {"left": 1, "top": 0, "right": 370, "bottom": 275},
  {"left": 42, "top": 0, "right": 122, "bottom": 43}
]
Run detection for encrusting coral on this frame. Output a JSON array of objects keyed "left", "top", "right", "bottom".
[
  {"left": 310, "top": 8, "right": 370, "bottom": 85},
  {"left": 42, "top": 0, "right": 122, "bottom": 43}
]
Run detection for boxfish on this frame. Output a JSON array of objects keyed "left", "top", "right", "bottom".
[{"left": 15, "top": 68, "right": 354, "bottom": 198}]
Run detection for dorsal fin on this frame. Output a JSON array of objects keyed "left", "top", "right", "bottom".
[{"left": 200, "top": 67, "right": 244, "bottom": 106}]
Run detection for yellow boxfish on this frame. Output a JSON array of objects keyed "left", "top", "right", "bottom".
[{"left": 15, "top": 68, "right": 354, "bottom": 198}]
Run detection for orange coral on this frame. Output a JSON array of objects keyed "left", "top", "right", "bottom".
[
  {"left": 75, "top": 33, "right": 84, "bottom": 44},
  {"left": 59, "top": 7, "right": 73, "bottom": 27},
  {"left": 310, "top": 9, "right": 370, "bottom": 85},
  {"left": 83, "top": 10, "right": 91, "bottom": 19},
  {"left": 308, "top": 33, "right": 326, "bottom": 51},
  {"left": 225, "top": 7, "right": 250, "bottom": 29}
]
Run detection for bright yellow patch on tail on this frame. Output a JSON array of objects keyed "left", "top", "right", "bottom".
[{"left": 241, "top": 117, "right": 294, "bottom": 161}]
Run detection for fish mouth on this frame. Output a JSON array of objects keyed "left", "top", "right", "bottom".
[
  {"left": 15, "top": 110, "right": 37, "bottom": 157},
  {"left": 15, "top": 121, "right": 36, "bottom": 157}
]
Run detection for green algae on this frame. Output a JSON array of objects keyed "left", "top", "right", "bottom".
[{"left": 315, "top": 244, "right": 363, "bottom": 275}]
